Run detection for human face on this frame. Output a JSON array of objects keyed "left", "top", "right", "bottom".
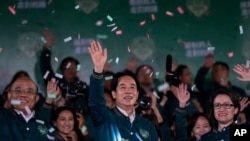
[
  {"left": 192, "top": 116, "right": 211, "bottom": 139},
  {"left": 213, "top": 94, "right": 238, "bottom": 125},
  {"left": 54, "top": 110, "right": 74, "bottom": 135},
  {"left": 8, "top": 77, "right": 39, "bottom": 114},
  {"left": 137, "top": 66, "right": 153, "bottom": 87},
  {"left": 62, "top": 61, "right": 77, "bottom": 82},
  {"left": 179, "top": 68, "right": 192, "bottom": 85},
  {"left": 112, "top": 76, "right": 139, "bottom": 108}
]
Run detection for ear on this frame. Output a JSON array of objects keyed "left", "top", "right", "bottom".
[
  {"left": 35, "top": 94, "right": 40, "bottom": 103},
  {"left": 111, "top": 91, "right": 116, "bottom": 99},
  {"left": 7, "top": 92, "right": 11, "bottom": 101},
  {"left": 234, "top": 107, "right": 239, "bottom": 115}
]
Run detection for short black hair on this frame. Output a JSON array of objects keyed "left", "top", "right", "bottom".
[
  {"left": 175, "top": 65, "right": 188, "bottom": 76},
  {"left": 135, "top": 64, "right": 154, "bottom": 77},
  {"left": 59, "top": 57, "right": 79, "bottom": 72},
  {"left": 111, "top": 70, "right": 140, "bottom": 92},
  {"left": 213, "top": 61, "right": 229, "bottom": 71}
]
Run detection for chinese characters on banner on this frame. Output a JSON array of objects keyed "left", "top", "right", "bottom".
[{"left": 129, "top": 0, "right": 158, "bottom": 14}]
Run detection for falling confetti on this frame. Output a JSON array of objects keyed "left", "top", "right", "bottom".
[
  {"left": 140, "top": 20, "right": 146, "bottom": 26},
  {"left": 41, "top": 37, "right": 47, "bottom": 43},
  {"left": 10, "top": 99, "right": 21, "bottom": 105},
  {"left": 107, "top": 15, "right": 113, "bottom": 22},
  {"left": 54, "top": 57, "right": 58, "bottom": 62},
  {"left": 49, "top": 127, "right": 55, "bottom": 133},
  {"left": 111, "top": 26, "right": 118, "bottom": 32},
  {"left": 43, "top": 71, "right": 50, "bottom": 79},
  {"left": 36, "top": 119, "right": 45, "bottom": 125},
  {"left": 77, "top": 64, "right": 81, "bottom": 71},
  {"left": 177, "top": 6, "right": 184, "bottom": 14},
  {"left": 155, "top": 72, "right": 160, "bottom": 76},
  {"left": 151, "top": 14, "right": 156, "bottom": 21},
  {"left": 128, "top": 46, "right": 131, "bottom": 52},
  {"left": 246, "top": 60, "right": 250, "bottom": 69},
  {"left": 207, "top": 47, "right": 215, "bottom": 51},
  {"left": 55, "top": 73, "right": 63, "bottom": 79},
  {"left": 239, "top": 25, "right": 243, "bottom": 34},
  {"left": 64, "top": 36, "right": 72, "bottom": 42},
  {"left": 228, "top": 52, "right": 234, "bottom": 58},
  {"left": 48, "top": 94, "right": 56, "bottom": 99},
  {"left": 24, "top": 105, "right": 31, "bottom": 115},
  {"left": 107, "top": 23, "right": 116, "bottom": 27},
  {"left": 96, "top": 20, "right": 103, "bottom": 26},
  {"left": 8, "top": 6, "right": 16, "bottom": 15},
  {"left": 66, "top": 62, "right": 71, "bottom": 69},
  {"left": 0, "top": 48, "right": 3, "bottom": 53},
  {"left": 152, "top": 91, "right": 160, "bottom": 99},
  {"left": 105, "top": 76, "right": 113, "bottom": 80},
  {"left": 147, "top": 33, "right": 150, "bottom": 39},
  {"left": 116, "top": 30, "right": 122, "bottom": 35},
  {"left": 78, "top": 33, "right": 80, "bottom": 39},
  {"left": 96, "top": 34, "right": 108, "bottom": 39},
  {"left": 75, "top": 5, "right": 80, "bottom": 10},
  {"left": 166, "top": 11, "right": 174, "bottom": 16},
  {"left": 149, "top": 71, "right": 153, "bottom": 78},
  {"left": 157, "top": 83, "right": 170, "bottom": 92},
  {"left": 107, "top": 59, "right": 113, "bottom": 63},
  {"left": 115, "top": 57, "right": 119, "bottom": 64},
  {"left": 46, "top": 134, "right": 55, "bottom": 140}
]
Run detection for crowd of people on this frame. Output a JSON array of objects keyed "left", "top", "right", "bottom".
[{"left": 0, "top": 36, "right": 250, "bottom": 141}]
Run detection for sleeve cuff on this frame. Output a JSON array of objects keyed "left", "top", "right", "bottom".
[
  {"left": 92, "top": 69, "right": 103, "bottom": 79},
  {"left": 43, "top": 102, "right": 53, "bottom": 109}
]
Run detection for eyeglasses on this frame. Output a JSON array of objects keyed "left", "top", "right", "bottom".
[
  {"left": 213, "top": 103, "right": 235, "bottom": 109},
  {"left": 10, "top": 88, "right": 36, "bottom": 95}
]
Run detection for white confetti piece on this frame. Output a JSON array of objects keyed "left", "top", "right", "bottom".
[
  {"left": 8, "top": 6, "right": 16, "bottom": 15},
  {"left": 40, "top": 37, "right": 47, "bottom": 43},
  {"left": 66, "top": 62, "right": 71, "bottom": 69},
  {"left": 43, "top": 71, "right": 50, "bottom": 79},
  {"left": 166, "top": 11, "right": 174, "bottom": 16},
  {"left": 107, "top": 59, "right": 113, "bottom": 63},
  {"left": 21, "top": 19, "right": 28, "bottom": 24},
  {"left": 116, "top": 30, "right": 122, "bottom": 35},
  {"left": 77, "top": 64, "right": 81, "bottom": 71},
  {"left": 48, "top": 94, "right": 56, "bottom": 99},
  {"left": 36, "top": 119, "right": 45, "bottom": 124},
  {"left": 105, "top": 76, "right": 113, "bottom": 80},
  {"left": 24, "top": 105, "right": 31, "bottom": 115},
  {"left": 96, "top": 20, "right": 103, "bottom": 26},
  {"left": 155, "top": 72, "right": 160, "bottom": 76},
  {"left": 115, "top": 57, "right": 119, "bottom": 64},
  {"left": 106, "top": 15, "right": 113, "bottom": 22},
  {"left": 55, "top": 73, "right": 63, "bottom": 79},
  {"left": 111, "top": 26, "right": 118, "bottom": 32},
  {"left": 96, "top": 34, "right": 108, "bottom": 39},
  {"left": 207, "top": 47, "right": 215, "bottom": 51},
  {"left": 49, "top": 127, "right": 55, "bottom": 133},
  {"left": 64, "top": 36, "right": 72, "bottom": 42},
  {"left": 54, "top": 57, "right": 58, "bottom": 62},
  {"left": 128, "top": 46, "right": 131, "bottom": 52},
  {"left": 157, "top": 83, "right": 170, "bottom": 92},
  {"left": 75, "top": 5, "right": 79, "bottom": 10},
  {"left": 107, "top": 23, "right": 116, "bottom": 27},
  {"left": 239, "top": 25, "right": 243, "bottom": 34},
  {"left": 10, "top": 99, "right": 21, "bottom": 105},
  {"left": 152, "top": 91, "right": 160, "bottom": 99}
]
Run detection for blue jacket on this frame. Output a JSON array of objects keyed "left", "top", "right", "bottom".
[{"left": 88, "top": 74, "right": 158, "bottom": 141}]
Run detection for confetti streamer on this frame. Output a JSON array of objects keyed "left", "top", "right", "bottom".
[
  {"left": 115, "top": 57, "right": 119, "bottom": 64},
  {"left": 166, "top": 11, "right": 174, "bottom": 16},
  {"left": 111, "top": 26, "right": 118, "bottom": 32},
  {"left": 128, "top": 46, "right": 131, "bottom": 52},
  {"left": 43, "top": 71, "right": 50, "bottom": 79},
  {"left": 36, "top": 119, "right": 45, "bottom": 125},
  {"left": 77, "top": 64, "right": 81, "bottom": 71},
  {"left": 157, "top": 83, "right": 170, "bottom": 92},
  {"left": 24, "top": 105, "right": 31, "bottom": 115},
  {"left": 10, "top": 99, "right": 21, "bottom": 105},
  {"left": 227, "top": 52, "right": 234, "bottom": 58},
  {"left": 177, "top": 6, "right": 184, "bottom": 14},
  {"left": 107, "top": 23, "right": 116, "bottom": 27},
  {"left": 55, "top": 73, "right": 63, "bottom": 79},
  {"left": 8, "top": 6, "right": 16, "bottom": 15},
  {"left": 151, "top": 14, "right": 155, "bottom": 21},
  {"left": 239, "top": 25, "right": 243, "bottom": 34},
  {"left": 105, "top": 76, "right": 113, "bottom": 80},
  {"left": 66, "top": 62, "right": 71, "bottom": 69},
  {"left": 140, "top": 20, "right": 146, "bottom": 26},
  {"left": 75, "top": 5, "right": 80, "bottom": 10},
  {"left": 96, "top": 20, "right": 103, "bottom": 26},
  {"left": 116, "top": 30, "right": 122, "bottom": 35},
  {"left": 106, "top": 15, "right": 113, "bottom": 22},
  {"left": 64, "top": 36, "right": 72, "bottom": 42},
  {"left": 48, "top": 94, "right": 56, "bottom": 99}
]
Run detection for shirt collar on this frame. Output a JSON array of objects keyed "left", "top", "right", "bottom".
[
  {"left": 14, "top": 109, "right": 35, "bottom": 122},
  {"left": 116, "top": 106, "right": 136, "bottom": 123}
]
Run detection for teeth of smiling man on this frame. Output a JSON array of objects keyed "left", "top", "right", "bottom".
[{"left": 124, "top": 96, "right": 133, "bottom": 99}]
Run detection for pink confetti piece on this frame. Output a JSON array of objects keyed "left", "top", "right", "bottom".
[
  {"left": 177, "top": 6, "right": 184, "bottom": 14},
  {"left": 149, "top": 71, "right": 153, "bottom": 78},
  {"left": 228, "top": 52, "right": 234, "bottom": 58},
  {"left": 43, "top": 71, "right": 50, "bottom": 79},
  {"left": 46, "top": 134, "right": 55, "bottom": 140},
  {"left": 8, "top": 6, "right": 16, "bottom": 15},
  {"left": 0, "top": 48, "right": 3, "bottom": 53},
  {"left": 151, "top": 14, "right": 155, "bottom": 21},
  {"left": 166, "top": 11, "right": 174, "bottom": 16},
  {"left": 140, "top": 20, "right": 146, "bottom": 26},
  {"left": 116, "top": 30, "right": 122, "bottom": 35},
  {"left": 24, "top": 105, "right": 31, "bottom": 115},
  {"left": 128, "top": 46, "right": 131, "bottom": 52}
]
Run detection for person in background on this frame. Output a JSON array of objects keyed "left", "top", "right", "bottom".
[
  {"left": 40, "top": 29, "right": 89, "bottom": 114},
  {"left": 88, "top": 40, "right": 159, "bottom": 141},
  {"left": 52, "top": 106, "right": 94, "bottom": 141},
  {"left": 104, "top": 88, "right": 115, "bottom": 109},
  {"left": 200, "top": 89, "right": 240, "bottom": 141}
]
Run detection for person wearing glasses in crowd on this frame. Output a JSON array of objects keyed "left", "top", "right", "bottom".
[
  {"left": 200, "top": 89, "right": 240, "bottom": 141},
  {"left": 88, "top": 41, "right": 159, "bottom": 141},
  {"left": 0, "top": 76, "right": 61, "bottom": 141}
]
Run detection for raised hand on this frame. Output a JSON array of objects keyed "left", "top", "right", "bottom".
[
  {"left": 239, "top": 97, "right": 250, "bottom": 112},
  {"left": 176, "top": 83, "right": 190, "bottom": 108},
  {"left": 233, "top": 64, "right": 250, "bottom": 81},
  {"left": 88, "top": 41, "right": 107, "bottom": 73},
  {"left": 204, "top": 53, "right": 214, "bottom": 68},
  {"left": 46, "top": 78, "right": 61, "bottom": 104}
]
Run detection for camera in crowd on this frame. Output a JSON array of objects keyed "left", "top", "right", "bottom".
[
  {"left": 138, "top": 96, "right": 152, "bottom": 110},
  {"left": 165, "top": 54, "right": 181, "bottom": 87}
]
